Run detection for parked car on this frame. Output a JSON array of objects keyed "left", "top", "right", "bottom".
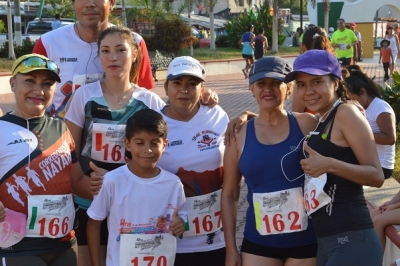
[{"left": 281, "top": 27, "right": 293, "bottom": 47}]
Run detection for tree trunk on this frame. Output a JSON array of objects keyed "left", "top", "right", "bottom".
[
  {"left": 209, "top": 5, "right": 216, "bottom": 50},
  {"left": 272, "top": 0, "right": 279, "bottom": 53}
]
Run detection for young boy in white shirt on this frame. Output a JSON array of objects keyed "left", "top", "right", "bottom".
[{"left": 87, "top": 109, "right": 187, "bottom": 266}]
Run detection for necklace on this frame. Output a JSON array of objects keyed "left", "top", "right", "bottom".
[
  {"left": 102, "top": 82, "right": 133, "bottom": 105},
  {"left": 74, "top": 23, "right": 83, "bottom": 41}
]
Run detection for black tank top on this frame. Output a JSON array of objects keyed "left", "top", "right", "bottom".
[
  {"left": 254, "top": 36, "right": 263, "bottom": 53},
  {"left": 305, "top": 103, "right": 373, "bottom": 237}
]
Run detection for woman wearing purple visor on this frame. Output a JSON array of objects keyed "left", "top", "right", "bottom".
[{"left": 284, "top": 49, "right": 384, "bottom": 266}]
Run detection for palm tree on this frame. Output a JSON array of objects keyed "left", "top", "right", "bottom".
[{"left": 309, "top": 0, "right": 330, "bottom": 32}]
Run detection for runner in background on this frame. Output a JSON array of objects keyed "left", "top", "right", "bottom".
[{"left": 253, "top": 27, "right": 268, "bottom": 60}]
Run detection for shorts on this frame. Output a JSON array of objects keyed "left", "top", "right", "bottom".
[
  {"left": 254, "top": 51, "right": 264, "bottom": 60},
  {"left": 74, "top": 207, "right": 108, "bottom": 245},
  {"left": 242, "top": 54, "right": 254, "bottom": 60},
  {"left": 316, "top": 228, "right": 382, "bottom": 266},
  {"left": 240, "top": 237, "right": 317, "bottom": 259},
  {"left": 383, "top": 167, "right": 393, "bottom": 179},
  {"left": 0, "top": 240, "right": 78, "bottom": 266},
  {"left": 338, "top": 57, "right": 351, "bottom": 66},
  {"left": 174, "top": 247, "right": 226, "bottom": 266}
]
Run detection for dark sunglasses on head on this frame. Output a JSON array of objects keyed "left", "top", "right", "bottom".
[{"left": 13, "top": 56, "right": 60, "bottom": 75}]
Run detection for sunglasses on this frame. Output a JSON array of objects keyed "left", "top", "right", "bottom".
[{"left": 13, "top": 56, "right": 60, "bottom": 75}]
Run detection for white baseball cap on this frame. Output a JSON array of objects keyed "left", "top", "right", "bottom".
[
  {"left": 329, "top": 27, "right": 334, "bottom": 32},
  {"left": 166, "top": 56, "right": 205, "bottom": 81}
]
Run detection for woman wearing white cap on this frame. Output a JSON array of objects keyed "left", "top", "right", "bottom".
[
  {"left": 222, "top": 56, "right": 318, "bottom": 266},
  {"left": 0, "top": 54, "right": 78, "bottom": 265},
  {"left": 285, "top": 49, "right": 384, "bottom": 265},
  {"left": 156, "top": 56, "right": 229, "bottom": 265}
]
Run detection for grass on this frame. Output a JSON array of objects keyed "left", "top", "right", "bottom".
[{"left": 0, "top": 58, "right": 14, "bottom": 72}]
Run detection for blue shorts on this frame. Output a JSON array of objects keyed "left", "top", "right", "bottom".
[{"left": 317, "top": 228, "right": 383, "bottom": 266}]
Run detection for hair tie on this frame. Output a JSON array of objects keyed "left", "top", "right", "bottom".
[{"left": 313, "top": 33, "right": 320, "bottom": 39}]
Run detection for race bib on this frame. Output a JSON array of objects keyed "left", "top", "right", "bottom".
[
  {"left": 91, "top": 123, "right": 127, "bottom": 164},
  {"left": 120, "top": 233, "right": 176, "bottom": 266},
  {"left": 303, "top": 173, "right": 332, "bottom": 215},
  {"left": 26, "top": 194, "right": 75, "bottom": 238},
  {"left": 184, "top": 190, "right": 222, "bottom": 237},
  {"left": 253, "top": 187, "right": 308, "bottom": 235}
]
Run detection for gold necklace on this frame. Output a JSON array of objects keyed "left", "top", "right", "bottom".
[{"left": 102, "top": 82, "right": 133, "bottom": 105}]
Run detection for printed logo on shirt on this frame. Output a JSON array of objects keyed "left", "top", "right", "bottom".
[
  {"left": 59, "top": 57, "right": 78, "bottom": 63},
  {"left": 7, "top": 139, "right": 33, "bottom": 145},
  {"left": 167, "top": 140, "right": 183, "bottom": 147},
  {"left": 337, "top": 236, "right": 349, "bottom": 244},
  {"left": 192, "top": 130, "right": 220, "bottom": 151}
]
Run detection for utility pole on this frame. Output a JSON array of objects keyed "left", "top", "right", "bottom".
[
  {"left": 121, "top": 0, "right": 127, "bottom": 27},
  {"left": 7, "top": 0, "right": 15, "bottom": 59},
  {"left": 300, "top": 0, "right": 303, "bottom": 29},
  {"left": 13, "top": 0, "right": 22, "bottom": 46},
  {"left": 188, "top": 0, "right": 193, "bottom": 56}
]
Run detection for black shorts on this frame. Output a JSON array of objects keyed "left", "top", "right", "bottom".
[
  {"left": 337, "top": 57, "right": 351, "bottom": 66},
  {"left": 254, "top": 51, "right": 264, "bottom": 60},
  {"left": 74, "top": 207, "right": 108, "bottom": 245},
  {"left": 240, "top": 238, "right": 317, "bottom": 259},
  {"left": 383, "top": 167, "right": 393, "bottom": 179},
  {"left": 242, "top": 54, "right": 254, "bottom": 60},
  {"left": 174, "top": 247, "right": 226, "bottom": 266}
]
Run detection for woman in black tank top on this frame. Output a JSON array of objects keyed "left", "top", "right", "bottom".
[{"left": 284, "top": 50, "right": 384, "bottom": 266}]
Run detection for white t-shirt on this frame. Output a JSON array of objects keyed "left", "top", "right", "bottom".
[
  {"left": 157, "top": 104, "right": 229, "bottom": 253},
  {"left": 65, "top": 81, "right": 165, "bottom": 209},
  {"left": 87, "top": 165, "right": 187, "bottom": 266},
  {"left": 366, "top": 97, "right": 395, "bottom": 169}
]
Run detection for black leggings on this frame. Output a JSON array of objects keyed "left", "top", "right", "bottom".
[{"left": 0, "top": 241, "right": 77, "bottom": 266}]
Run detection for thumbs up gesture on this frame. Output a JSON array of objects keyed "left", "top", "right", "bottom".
[
  {"left": 89, "top": 161, "right": 108, "bottom": 195},
  {"left": 300, "top": 141, "right": 329, "bottom": 177},
  {"left": 168, "top": 208, "right": 185, "bottom": 237}
]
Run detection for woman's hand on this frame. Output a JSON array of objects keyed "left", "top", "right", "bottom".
[
  {"left": 89, "top": 161, "right": 108, "bottom": 195},
  {"left": 224, "top": 112, "right": 249, "bottom": 145},
  {"left": 0, "top": 201, "right": 5, "bottom": 222},
  {"left": 300, "top": 141, "right": 331, "bottom": 177},
  {"left": 225, "top": 248, "right": 242, "bottom": 266},
  {"left": 200, "top": 88, "right": 218, "bottom": 107}
]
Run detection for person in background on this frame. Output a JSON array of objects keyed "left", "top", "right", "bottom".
[
  {"left": 239, "top": 24, "right": 255, "bottom": 79},
  {"left": 384, "top": 25, "right": 399, "bottom": 77},
  {"left": 285, "top": 50, "right": 384, "bottom": 266},
  {"left": 379, "top": 39, "right": 394, "bottom": 82},
  {"left": 328, "top": 27, "right": 334, "bottom": 39},
  {"left": 292, "top": 27, "right": 302, "bottom": 47},
  {"left": 349, "top": 23, "right": 363, "bottom": 62},
  {"left": 51, "top": 14, "right": 62, "bottom": 30},
  {"left": 331, "top": 18, "right": 358, "bottom": 67},
  {"left": 33, "top": 0, "right": 154, "bottom": 119},
  {"left": 253, "top": 27, "right": 268, "bottom": 60},
  {"left": 222, "top": 56, "right": 318, "bottom": 266},
  {"left": 344, "top": 70, "right": 395, "bottom": 180},
  {"left": 87, "top": 109, "right": 187, "bottom": 266}
]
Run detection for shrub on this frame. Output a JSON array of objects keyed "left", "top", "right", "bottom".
[
  {"left": 0, "top": 39, "right": 36, "bottom": 58},
  {"left": 215, "top": 35, "right": 230, "bottom": 47},
  {"left": 223, "top": 2, "right": 285, "bottom": 49},
  {"left": 380, "top": 71, "right": 400, "bottom": 127},
  {"left": 150, "top": 14, "right": 194, "bottom": 55}
]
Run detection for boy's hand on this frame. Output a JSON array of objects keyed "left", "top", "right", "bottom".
[
  {"left": 168, "top": 208, "right": 185, "bottom": 236},
  {"left": 89, "top": 161, "right": 107, "bottom": 195},
  {"left": 0, "top": 201, "right": 5, "bottom": 222}
]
